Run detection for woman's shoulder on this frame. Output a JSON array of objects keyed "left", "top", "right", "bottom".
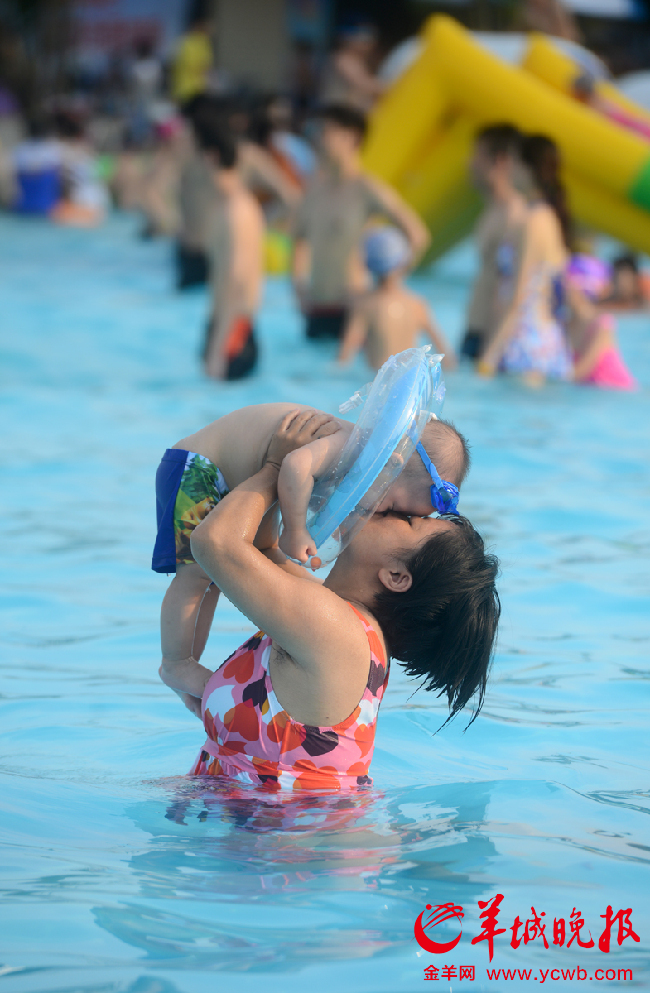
[
  {"left": 347, "top": 603, "right": 388, "bottom": 666},
  {"left": 526, "top": 201, "right": 558, "bottom": 230},
  {"left": 525, "top": 203, "right": 564, "bottom": 252}
]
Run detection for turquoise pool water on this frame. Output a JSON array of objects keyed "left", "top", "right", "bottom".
[{"left": 1, "top": 214, "right": 649, "bottom": 992}]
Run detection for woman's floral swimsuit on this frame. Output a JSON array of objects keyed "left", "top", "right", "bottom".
[{"left": 191, "top": 606, "right": 389, "bottom": 791}]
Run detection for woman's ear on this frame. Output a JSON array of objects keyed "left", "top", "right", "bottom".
[{"left": 378, "top": 564, "right": 413, "bottom": 593}]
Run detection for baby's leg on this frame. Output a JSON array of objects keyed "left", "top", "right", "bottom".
[
  {"left": 278, "top": 430, "right": 346, "bottom": 563},
  {"left": 160, "top": 562, "right": 219, "bottom": 697}
]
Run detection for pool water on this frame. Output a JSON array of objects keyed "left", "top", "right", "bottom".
[{"left": 1, "top": 214, "right": 649, "bottom": 993}]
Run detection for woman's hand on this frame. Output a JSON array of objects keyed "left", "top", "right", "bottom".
[{"left": 264, "top": 408, "right": 339, "bottom": 470}]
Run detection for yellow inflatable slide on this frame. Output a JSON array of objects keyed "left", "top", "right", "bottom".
[{"left": 363, "top": 16, "right": 650, "bottom": 261}]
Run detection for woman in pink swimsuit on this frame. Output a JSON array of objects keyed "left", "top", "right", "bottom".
[{"left": 181, "top": 410, "right": 500, "bottom": 792}]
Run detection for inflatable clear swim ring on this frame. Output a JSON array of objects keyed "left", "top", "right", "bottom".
[{"left": 305, "top": 346, "right": 446, "bottom": 566}]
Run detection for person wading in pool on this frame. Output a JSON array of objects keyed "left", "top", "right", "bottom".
[
  {"left": 195, "top": 115, "right": 264, "bottom": 380},
  {"left": 171, "top": 410, "right": 500, "bottom": 790},
  {"left": 291, "top": 104, "right": 430, "bottom": 341},
  {"left": 478, "top": 135, "right": 573, "bottom": 385},
  {"left": 461, "top": 124, "right": 528, "bottom": 362}
]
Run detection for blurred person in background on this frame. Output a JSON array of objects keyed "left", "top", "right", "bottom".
[
  {"left": 195, "top": 115, "right": 264, "bottom": 381},
  {"left": 478, "top": 135, "right": 573, "bottom": 385},
  {"left": 292, "top": 103, "right": 429, "bottom": 341},
  {"left": 601, "top": 253, "right": 650, "bottom": 309},
  {"left": 50, "top": 110, "right": 108, "bottom": 226},
  {"left": 171, "top": 1, "right": 214, "bottom": 106},
  {"left": 9, "top": 115, "right": 62, "bottom": 215},
  {"left": 173, "top": 97, "right": 218, "bottom": 288},
  {"left": 289, "top": 40, "right": 319, "bottom": 125},
  {"left": 127, "top": 36, "right": 163, "bottom": 146},
  {"left": 172, "top": 94, "right": 300, "bottom": 290},
  {"left": 462, "top": 124, "right": 528, "bottom": 362},
  {"left": 249, "top": 95, "right": 315, "bottom": 194},
  {"left": 338, "top": 225, "right": 455, "bottom": 371},
  {"left": 216, "top": 94, "right": 301, "bottom": 217},
  {"left": 517, "top": 0, "right": 580, "bottom": 41},
  {"left": 137, "top": 116, "right": 187, "bottom": 239},
  {"left": 564, "top": 255, "right": 637, "bottom": 390},
  {"left": 111, "top": 130, "right": 150, "bottom": 212},
  {"left": 319, "top": 18, "right": 386, "bottom": 113},
  {"left": 572, "top": 73, "right": 650, "bottom": 142}
]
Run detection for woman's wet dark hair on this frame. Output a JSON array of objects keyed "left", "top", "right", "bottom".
[
  {"left": 373, "top": 516, "right": 500, "bottom": 727},
  {"left": 521, "top": 134, "right": 573, "bottom": 250}
]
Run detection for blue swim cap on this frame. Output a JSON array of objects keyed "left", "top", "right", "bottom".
[{"left": 364, "top": 226, "right": 411, "bottom": 277}]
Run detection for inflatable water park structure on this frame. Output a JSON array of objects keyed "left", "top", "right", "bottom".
[{"left": 363, "top": 16, "right": 650, "bottom": 262}]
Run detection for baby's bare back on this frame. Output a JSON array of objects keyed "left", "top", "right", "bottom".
[{"left": 174, "top": 404, "right": 351, "bottom": 491}]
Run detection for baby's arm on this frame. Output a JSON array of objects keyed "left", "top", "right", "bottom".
[
  {"left": 159, "top": 562, "right": 218, "bottom": 699},
  {"left": 418, "top": 297, "right": 457, "bottom": 370},
  {"left": 278, "top": 428, "right": 347, "bottom": 565}
]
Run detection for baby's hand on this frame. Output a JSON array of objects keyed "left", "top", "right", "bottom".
[{"left": 279, "top": 527, "right": 318, "bottom": 567}]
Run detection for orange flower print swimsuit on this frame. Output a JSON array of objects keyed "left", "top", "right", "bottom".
[{"left": 191, "top": 606, "right": 389, "bottom": 791}]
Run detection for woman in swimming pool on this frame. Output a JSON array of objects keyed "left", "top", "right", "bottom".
[
  {"left": 478, "top": 135, "right": 573, "bottom": 385},
  {"left": 182, "top": 410, "right": 500, "bottom": 791}
]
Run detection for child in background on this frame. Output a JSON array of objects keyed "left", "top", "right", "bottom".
[
  {"left": 10, "top": 116, "right": 62, "bottom": 215},
  {"left": 566, "top": 255, "right": 637, "bottom": 390},
  {"left": 153, "top": 404, "right": 468, "bottom": 706},
  {"left": 338, "top": 227, "right": 456, "bottom": 370},
  {"left": 601, "top": 254, "right": 649, "bottom": 311},
  {"left": 50, "top": 111, "right": 108, "bottom": 227}
]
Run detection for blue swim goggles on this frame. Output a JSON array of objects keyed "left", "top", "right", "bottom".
[{"left": 416, "top": 442, "right": 460, "bottom": 516}]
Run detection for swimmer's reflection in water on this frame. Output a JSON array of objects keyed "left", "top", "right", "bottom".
[{"left": 91, "top": 781, "right": 498, "bottom": 971}]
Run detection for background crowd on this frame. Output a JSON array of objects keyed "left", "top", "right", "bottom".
[{"left": 0, "top": 0, "right": 647, "bottom": 393}]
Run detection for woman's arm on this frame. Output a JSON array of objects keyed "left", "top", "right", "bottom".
[
  {"left": 189, "top": 411, "right": 368, "bottom": 671},
  {"left": 364, "top": 176, "right": 431, "bottom": 262}
]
